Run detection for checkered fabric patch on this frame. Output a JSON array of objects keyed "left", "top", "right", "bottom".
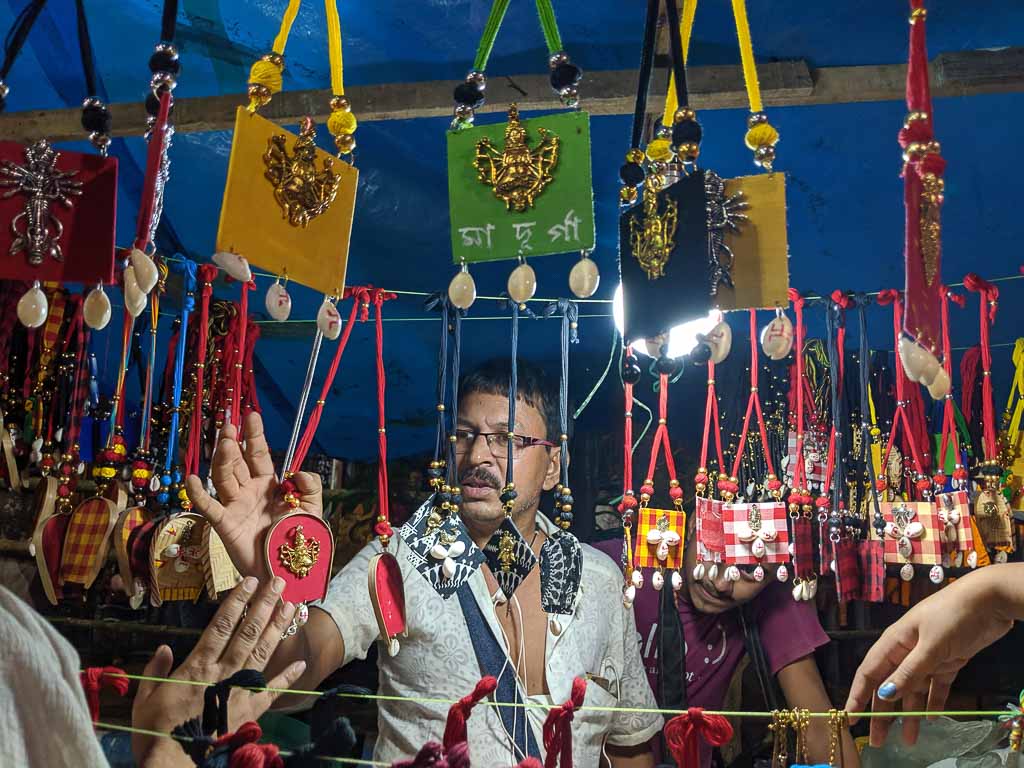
[
  {"left": 835, "top": 538, "right": 861, "bottom": 603},
  {"left": 936, "top": 491, "right": 974, "bottom": 553},
  {"left": 875, "top": 501, "right": 943, "bottom": 566},
  {"left": 784, "top": 429, "right": 827, "bottom": 488},
  {"left": 60, "top": 497, "right": 116, "bottom": 588},
  {"left": 858, "top": 539, "right": 885, "bottom": 603},
  {"left": 633, "top": 507, "right": 686, "bottom": 569},
  {"left": 723, "top": 501, "right": 789, "bottom": 565},
  {"left": 792, "top": 515, "right": 815, "bottom": 580},
  {"left": 696, "top": 496, "right": 725, "bottom": 561}
]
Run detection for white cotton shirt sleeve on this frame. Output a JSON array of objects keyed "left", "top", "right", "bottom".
[
  {"left": 316, "top": 540, "right": 386, "bottom": 666},
  {"left": 606, "top": 589, "right": 664, "bottom": 746},
  {"left": 0, "top": 586, "right": 111, "bottom": 768}
]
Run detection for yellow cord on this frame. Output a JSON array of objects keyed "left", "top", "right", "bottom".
[
  {"left": 272, "top": 0, "right": 303, "bottom": 55},
  {"left": 730, "top": 0, "right": 762, "bottom": 113},
  {"left": 1006, "top": 338, "right": 1024, "bottom": 441},
  {"left": 245, "top": 0, "right": 303, "bottom": 111},
  {"left": 324, "top": 0, "right": 357, "bottom": 147},
  {"left": 661, "top": 0, "right": 698, "bottom": 126},
  {"left": 325, "top": 0, "right": 344, "bottom": 95}
]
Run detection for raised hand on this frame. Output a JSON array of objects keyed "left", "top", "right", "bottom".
[{"left": 185, "top": 411, "right": 322, "bottom": 581}]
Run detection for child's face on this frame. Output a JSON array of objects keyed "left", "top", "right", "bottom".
[{"left": 684, "top": 522, "right": 774, "bottom": 613}]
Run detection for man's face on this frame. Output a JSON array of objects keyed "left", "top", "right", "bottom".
[
  {"left": 455, "top": 391, "right": 560, "bottom": 533},
  {"left": 683, "top": 521, "right": 773, "bottom": 613}
]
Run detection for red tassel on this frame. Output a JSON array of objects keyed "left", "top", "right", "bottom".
[
  {"left": 876, "top": 288, "right": 900, "bottom": 306},
  {"left": 79, "top": 666, "right": 129, "bottom": 723},
  {"left": 442, "top": 676, "right": 498, "bottom": 751},
  {"left": 542, "top": 677, "right": 587, "bottom": 768},
  {"left": 664, "top": 708, "right": 734, "bottom": 767}
]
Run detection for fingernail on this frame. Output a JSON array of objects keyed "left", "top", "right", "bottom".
[
  {"left": 242, "top": 577, "right": 258, "bottom": 593},
  {"left": 272, "top": 576, "right": 285, "bottom": 594},
  {"left": 878, "top": 682, "right": 898, "bottom": 700},
  {"left": 282, "top": 601, "right": 296, "bottom": 619},
  {"left": 291, "top": 660, "right": 307, "bottom": 677}
]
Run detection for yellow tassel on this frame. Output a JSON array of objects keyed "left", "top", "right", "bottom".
[
  {"left": 744, "top": 121, "right": 778, "bottom": 150},
  {"left": 645, "top": 138, "right": 673, "bottom": 163},
  {"left": 327, "top": 109, "right": 357, "bottom": 137}
]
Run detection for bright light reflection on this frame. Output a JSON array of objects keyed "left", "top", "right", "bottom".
[{"left": 613, "top": 284, "right": 721, "bottom": 358}]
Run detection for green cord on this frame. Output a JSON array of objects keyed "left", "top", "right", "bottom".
[
  {"left": 536, "top": 0, "right": 563, "bottom": 54},
  {"left": 472, "top": 0, "right": 512, "bottom": 73}
]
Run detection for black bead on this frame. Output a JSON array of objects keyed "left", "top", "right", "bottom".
[
  {"left": 655, "top": 355, "right": 681, "bottom": 376},
  {"left": 81, "top": 103, "right": 112, "bottom": 135},
  {"left": 437, "top": 491, "right": 451, "bottom": 505},
  {"left": 427, "top": 466, "right": 444, "bottom": 479},
  {"left": 549, "top": 62, "right": 582, "bottom": 91},
  {"left": 558, "top": 512, "right": 574, "bottom": 523},
  {"left": 450, "top": 492, "right": 462, "bottom": 506},
  {"left": 689, "top": 343, "right": 712, "bottom": 366},
  {"left": 453, "top": 81, "right": 484, "bottom": 108},
  {"left": 619, "top": 162, "right": 645, "bottom": 187},
  {"left": 562, "top": 495, "right": 574, "bottom": 507},
  {"left": 671, "top": 119, "right": 702, "bottom": 147},
  {"left": 622, "top": 360, "right": 642, "bottom": 385},
  {"left": 500, "top": 489, "right": 518, "bottom": 504},
  {"left": 149, "top": 50, "right": 181, "bottom": 75}
]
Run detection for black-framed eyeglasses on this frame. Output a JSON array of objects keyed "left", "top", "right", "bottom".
[{"left": 452, "top": 429, "right": 556, "bottom": 458}]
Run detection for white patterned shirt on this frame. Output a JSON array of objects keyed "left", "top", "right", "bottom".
[{"left": 318, "top": 513, "right": 663, "bottom": 766}]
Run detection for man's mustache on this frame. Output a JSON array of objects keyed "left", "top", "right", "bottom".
[{"left": 459, "top": 467, "right": 502, "bottom": 490}]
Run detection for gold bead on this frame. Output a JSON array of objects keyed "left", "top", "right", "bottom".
[
  {"left": 247, "top": 83, "right": 272, "bottom": 108},
  {"left": 330, "top": 95, "right": 351, "bottom": 112},
  {"left": 626, "top": 148, "right": 644, "bottom": 164},
  {"left": 561, "top": 503, "right": 572, "bottom": 513},
  {"left": 335, "top": 133, "right": 356, "bottom": 154},
  {"left": 676, "top": 142, "right": 700, "bottom": 160},
  {"left": 262, "top": 53, "right": 284, "bottom": 68},
  {"left": 669, "top": 479, "right": 680, "bottom": 488},
  {"left": 673, "top": 107, "right": 696, "bottom": 124},
  {"left": 619, "top": 186, "right": 638, "bottom": 205}
]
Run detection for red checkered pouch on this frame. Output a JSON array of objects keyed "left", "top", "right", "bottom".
[
  {"left": 723, "top": 501, "right": 789, "bottom": 565},
  {"left": 876, "top": 501, "right": 943, "bottom": 566},
  {"left": 936, "top": 490, "right": 974, "bottom": 553},
  {"left": 785, "top": 428, "right": 827, "bottom": 488},
  {"left": 633, "top": 507, "right": 686, "bottom": 570},
  {"left": 696, "top": 496, "right": 725, "bottom": 562}
]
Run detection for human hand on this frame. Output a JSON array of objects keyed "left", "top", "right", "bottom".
[
  {"left": 131, "top": 577, "right": 307, "bottom": 764},
  {"left": 845, "top": 568, "right": 1013, "bottom": 747},
  {"left": 185, "top": 411, "right": 323, "bottom": 580}
]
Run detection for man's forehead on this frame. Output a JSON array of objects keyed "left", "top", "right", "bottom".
[{"left": 457, "top": 391, "right": 545, "bottom": 429}]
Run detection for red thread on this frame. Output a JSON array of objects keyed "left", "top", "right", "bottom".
[
  {"left": 132, "top": 90, "right": 172, "bottom": 251},
  {"left": 699, "top": 361, "right": 724, "bottom": 477},
  {"left": 964, "top": 273, "right": 1000, "bottom": 460},
  {"left": 731, "top": 310, "right": 776, "bottom": 481},
  {"left": 644, "top": 372, "right": 679, "bottom": 485},
  {"left": 442, "top": 676, "right": 498, "bottom": 750},
  {"left": 879, "top": 293, "right": 928, "bottom": 488},
  {"left": 663, "top": 707, "right": 734, "bottom": 767},
  {"left": 372, "top": 288, "right": 397, "bottom": 544},
  {"left": 186, "top": 265, "right": 217, "bottom": 476},
  {"left": 79, "top": 667, "right": 129, "bottom": 723},
  {"left": 230, "top": 280, "right": 255, "bottom": 431},
  {"left": 542, "top": 677, "right": 587, "bottom": 768}
]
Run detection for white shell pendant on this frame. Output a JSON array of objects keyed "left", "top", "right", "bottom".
[
  {"left": 929, "top": 565, "right": 945, "bottom": 584},
  {"left": 791, "top": 580, "right": 805, "bottom": 602},
  {"left": 212, "top": 251, "right": 252, "bottom": 282},
  {"left": 296, "top": 603, "right": 309, "bottom": 626},
  {"left": 388, "top": 638, "right": 400, "bottom": 657},
  {"left": 899, "top": 562, "right": 915, "bottom": 581},
  {"left": 568, "top": 254, "right": 600, "bottom": 299},
  {"left": 651, "top": 570, "right": 665, "bottom": 591},
  {"left": 808, "top": 578, "right": 818, "bottom": 599},
  {"left": 905, "top": 521, "right": 925, "bottom": 538},
  {"left": 17, "top": 282, "right": 48, "bottom": 328},
  {"left": 751, "top": 538, "right": 767, "bottom": 559},
  {"left": 707, "top": 563, "right": 719, "bottom": 581},
  {"left": 448, "top": 541, "right": 466, "bottom": 558},
  {"left": 927, "top": 366, "right": 951, "bottom": 400},
  {"left": 123, "top": 266, "right": 148, "bottom": 318},
  {"left": 442, "top": 557, "right": 457, "bottom": 579},
  {"left": 725, "top": 565, "right": 741, "bottom": 582},
  {"left": 753, "top": 565, "right": 765, "bottom": 582},
  {"left": 704, "top": 320, "right": 733, "bottom": 364},
  {"left": 656, "top": 540, "right": 670, "bottom": 562},
  {"left": 693, "top": 562, "right": 706, "bottom": 581},
  {"left": 898, "top": 536, "right": 913, "bottom": 559},
  {"left": 646, "top": 529, "right": 662, "bottom": 544},
  {"left": 265, "top": 280, "right": 292, "bottom": 321},
  {"left": 995, "top": 550, "right": 1008, "bottom": 564},
  {"left": 967, "top": 551, "right": 978, "bottom": 569},
  {"left": 776, "top": 564, "right": 789, "bottom": 583},
  {"left": 448, "top": 265, "right": 477, "bottom": 310},
  {"left": 83, "top": 284, "right": 112, "bottom": 330},
  {"left": 162, "top": 544, "right": 180, "bottom": 559},
  {"left": 631, "top": 569, "right": 644, "bottom": 589},
  {"left": 430, "top": 543, "right": 448, "bottom": 560},
  {"left": 671, "top": 571, "right": 683, "bottom": 591},
  {"left": 760, "top": 311, "right": 794, "bottom": 360},
  {"left": 507, "top": 261, "right": 537, "bottom": 304},
  {"left": 623, "top": 584, "right": 636, "bottom": 607},
  {"left": 130, "top": 248, "right": 159, "bottom": 294},
  {"left": 316, "top": 299, "right": 343, "bottom": 340}
]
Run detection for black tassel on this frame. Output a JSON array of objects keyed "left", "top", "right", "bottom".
[{"left": 202, "top": 669, "right": 267, "bottom": 736}]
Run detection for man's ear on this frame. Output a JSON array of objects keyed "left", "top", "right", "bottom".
[{"left": 541, "top": 446, "right": 562, "bottom": 491}]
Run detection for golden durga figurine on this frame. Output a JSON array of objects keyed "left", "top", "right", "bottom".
[
  {"left": 264, "top": 116, "right": 341, "bottom": 228},
  {"left": 474, "top": 104, "right": 559, "bottom": 212},
  {"left": 630, "top": 175, "right": 678, "bottom": 280},
  {"left": 497, "top": 530, "right": 516, "bottom": 572},
  {"left": 279, "top": 524, "right": 320, "bottom": 578}
]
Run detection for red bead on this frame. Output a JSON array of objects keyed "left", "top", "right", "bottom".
[
  {"left": 374, "top": 522, "right": 393, "bottom": 537},
  {"left": 694, "top": 473, "right": 708, "bottom": 485},
  {"left": 280, "top": 479, "right": 296, "bottom": 495},
  {"left": 932, "top": 474, "right": 947, "bottom": 486},
  {"left": 133, "top": 460, "right": 147, "bottom": 469},
  {"left": 953, "top": 468, "right": 969, "bottom": 480},
  {"left": 57, "top": 484, "right": 71, "bottom": 497},
  {"left": 815, "top": 496, "right": 829, "bottom": 508},
  {"left": 620, "top": 495, "right": 638, "bottom": 510},
  {"left": 915, "top": 478, "right": 931, "bottom": 492},
  {"left": 875, "top": 479, "right": 887, "bottom": 491},
  {"left": 767, "top": 479, "right": 783, "bottom": 491},
  {"left": 640, "top": 484, "right": 655, "bottom": 497},
  {"left": 669, "top": 486, "right": 684, "bottom": 500},
  {"left": 132, "top": 477, "right": 146, "bottom": 488},
  {"left": 60, "top": 463, "right": 73, "bottom": 476}
]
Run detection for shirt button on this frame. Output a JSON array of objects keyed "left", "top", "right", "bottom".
[{"left": 549, "top": 617, "right": 562, "bottom": 636}]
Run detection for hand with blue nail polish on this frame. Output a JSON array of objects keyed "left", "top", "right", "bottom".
[{"left": 845, "top": 563, "right": 1023, "bottom": 747}]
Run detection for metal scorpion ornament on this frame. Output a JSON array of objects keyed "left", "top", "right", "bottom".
[
  {"left": 0, "top": 140, "right": 83, "bottom": 266},
  {"left": 704, "top": 170, "right": 748, "bottom": 296}
]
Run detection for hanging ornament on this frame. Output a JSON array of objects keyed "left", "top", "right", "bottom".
[
  {"left": 701, "top": 318, "right": 732, "bottom": 364},
  {"left": 83, "top": 283, "right": 111, "bottom": 330},
  {"left": 123, "top": 266, "right": 147, "bottom": 317},
  {"left": 130, "top": 247, "right": 159, "bottom": 294},
  {"left": 448, "top": 262, "right": 477, "bottom": 310},
  {"left": 569, "top": 252, "right": 600, "bottom": 298},
  {"left": 211, "top": 251, "right": 252, "bottom": 283},
  {"left": 316, "top": 297, "right": 343, "bottom": 340},
  {"left": 17, "top": 281, "right": 49, "bottom": 328},
  {"left": 265, "top": 278, "right": 292, "bottom": 321},
  {"left": 507, "top": 259, "right": 537, "bottom": 304},
  {"left": 760, "top": 308, "right": 793, "bottom": 360},
  {"left": 898, "top": 336, "right": 941, "bottom": 385}
]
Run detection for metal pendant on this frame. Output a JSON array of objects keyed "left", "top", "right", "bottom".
[
  {"left": 629, "top": 175, "right": 678, "bottom": 280},
  {"left": 264, "top": 117, "right": 341, "bottom": 228},
  {"left": 704, "top": 170, "right": 748, "bottom": 295},
  {"left": 474, "top": 104, "right": 559, "bottom": 212}
]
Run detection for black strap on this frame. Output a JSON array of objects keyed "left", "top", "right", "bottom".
[
  {"left": 853, "top": 295, "right": 883, "bottom": 533},
  {"left": 825, "top": 300, "right": 847, "bottom": 514},
  {"left": 662, "top": 0, "right": 691, "bottom": 111},
  {"left": 426, "top": 293, "right": 451, "bottom": 464},
  {"left": 628, "top": 0, "right": 691, "bottom": 148},
  {"left": 0, "top": 0, "right": 47, "bottom": 82},
  {"left": 456, "top": 584, "right": 541, "bottom": 759},
  {"left": 160, "top": 0, "right": 179, "bottom": 43},
  {"left": 74, "top": 0, "right": 97, "bottom": 97},
  {"left": 657, "top": 586, "right": 687, "bottom": 710},
  {"left": 202, "top": 669, "right": 267, "bottom": 736},
  {"left": 738, "top": 603, "right": 780, "bottom": 712}
]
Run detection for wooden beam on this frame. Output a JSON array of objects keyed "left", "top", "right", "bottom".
[{"left": 1, "top": 48, "right": 1022, "bottom": 143}]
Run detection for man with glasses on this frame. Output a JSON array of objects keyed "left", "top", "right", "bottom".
[{"left": 187, "top": 358, "right": 661, "bottom": 767}]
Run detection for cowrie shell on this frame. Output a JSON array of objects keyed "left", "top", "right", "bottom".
[
  {"left": 442, "top": 557, "right": 457, "bottom": 579},
  {"left": 656, "top": 540, "right": 670, "bottom": 561},
  {"left": 929, "top": 565, "right": 944, "bottom": 584},
  {"left": 751, "top": 538, "right": 767, "bottom": 559},
  {"left": 900, "top": 562, "right": 915, "bottom": 581},
  {"left": 652, "top": 571, "right": 665, "bottom": 591},
  {"left": 693, "top": 563, "right": 706, "bottom": 581},
  {"left": 265, "top": 280, "right": 292, "bottom": 321},
  {"left": 646, "top": 529, "right": 662, "bottom": 544},
  {"left": 174, "top": 559, "right": 190, "bottom": 573},
  {"left": 707, "top": 563, "right": 719, "bottom": 581},
  {"left": 905, "top": 521, "right": 925, "bottom": 538},
  {"left": 663, "top": 530, "right": 681, "bottom": 546},
  {"left": 162, "top": 544, "right": 180, "bottom": 558},
  {"left": 671, "top": 571, "right": 683, "bottom": 591},
  {"left": 753, "top": 565, "right": 765, "bottom": 582},
  {"left": 430, "top": 543, "right": 448, "bottom": 560},
  {"left": 448, "top": 540, "right": 466, "bottom": 558},
  {"left": 316, "top": 300, "right": 343, "bottom": 341},
  {"left": 624, "top": 585, "right": 637, "bottom": 604},
  {"left": 776, "top": 564, "right": 789, "bottom": 583},
  {"left": 130, "top": 248, "right": 159, "bottom": 293},
  {"left": 212, "top": 251, "right": 252, "bottom": 283},
  {"left": 631, "top": 569, "right": 644, "bottom": 589},
  {"left": 967, "top": 551, "right": 978, "bottom": 568},
  {"left": 725, "top": 565, "right": 741, "bottom": 582},
  {"left": 388, "top": 638, "right": 400, "bottom": 657}
]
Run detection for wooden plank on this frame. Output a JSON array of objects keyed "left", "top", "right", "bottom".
[{"left": 0, "top": 49, "right": 1022, "bottom": 143}]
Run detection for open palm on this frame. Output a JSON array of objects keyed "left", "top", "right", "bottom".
[{"left": 185, "top": 412, "right": 323, "bottom": 581}]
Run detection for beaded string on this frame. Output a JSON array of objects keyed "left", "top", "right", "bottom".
[
  {"left": 498, "top": 303, "right": 521, "bottom": 516},
  {"left": 854, "top": 297, "right": 885, "bottom": 541},
  {"left": 371, "top": 289, "right": 397, "bottom": 547},
  {"left": 637, "top": 370, "right": 683, "bottom": 514},
  {"left": 184, "top": 265, "right": 217, "bottom": 479},
  {"left": 822, "top": 294, "right": 850, "bottom": 582},
  {"left": 618, "top": 351, "right": 639, "bottom": 580},
  {"left": 964, "top": 273, "right": 1000, "bottom": 466},
  {"left": 552, "top": 299, "right": 578, "bottom": 530},
  {"left": 695, "top": 360, "right": 725, "bottom": 496},
  {"left": 936, "top": 286, "right": 968, "bottom": 487}
]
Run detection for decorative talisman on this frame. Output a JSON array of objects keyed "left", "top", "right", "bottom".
[
  {"left": 445, "top": 0, "right": 596, "bottom": 309},
  {"left": 693, "top": 359, "right": 727, "bottom": 584}
]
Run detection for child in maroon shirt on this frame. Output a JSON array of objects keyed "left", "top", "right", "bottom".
[{"left": 594, "top": 518, "right": 859, "bottom": 767}]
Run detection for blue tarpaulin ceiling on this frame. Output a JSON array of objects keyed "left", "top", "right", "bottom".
[{"left": 3, "top": 0, "right": 1022, "bottom": 460}]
